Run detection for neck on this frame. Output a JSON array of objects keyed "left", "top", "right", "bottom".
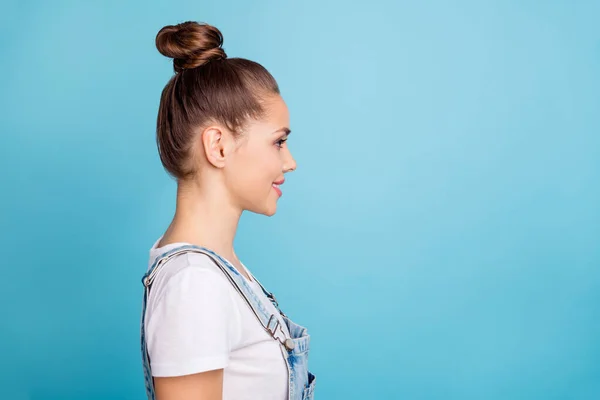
[{"left": 161, "top": 178, "right": 242, "bottom": 264}]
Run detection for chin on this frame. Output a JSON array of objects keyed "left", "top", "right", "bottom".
[
  {"left": 263, "top": 205, "right": 277, "bottom": 217},
  {"left": 262, "top": 199, "right": 279, "bottom": 217},
  {"left": 248, "top": 202, "right": 278, "bottom": 217}
]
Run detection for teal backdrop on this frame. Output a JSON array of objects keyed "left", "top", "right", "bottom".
[{"left": 1, "top": 0, "right": 599, "bottom": 399}]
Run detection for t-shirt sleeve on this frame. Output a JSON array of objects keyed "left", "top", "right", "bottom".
[{"left": 145, "top": 266, "right": 241, "bottom": 377}]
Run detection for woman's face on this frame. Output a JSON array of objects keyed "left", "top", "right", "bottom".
[{"left": 225, "top": 95, "right": 297, "bottom": 216}]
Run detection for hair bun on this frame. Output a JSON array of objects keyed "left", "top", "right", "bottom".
[{"left": 156, "top": 21, "right": 227, "bottom": 73}]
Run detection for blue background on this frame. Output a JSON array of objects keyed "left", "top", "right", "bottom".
[{"left": 1, "top": 0, "right": 599, "bottom": 399}]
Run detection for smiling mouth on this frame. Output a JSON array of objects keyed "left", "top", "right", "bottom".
[{"left": 272, "top": 182, "right": 283, "bottom": 197}]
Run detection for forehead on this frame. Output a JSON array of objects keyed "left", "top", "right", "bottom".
[
  {"left": 237, "top": 95, "right": 290, "bottom": 142},
  {"left": 261, "top": 95, "right": 290, "bottom": 127}
]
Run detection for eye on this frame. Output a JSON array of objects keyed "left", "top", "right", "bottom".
[{"left": 275, "top": 138, "right": 288, "bottom": 149}]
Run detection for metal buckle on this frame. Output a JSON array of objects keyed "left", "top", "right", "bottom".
[{"left": 267, "top": 315, "right": 295, "bottom": 351}]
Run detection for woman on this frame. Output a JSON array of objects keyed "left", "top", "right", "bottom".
[{"left": 140, "top": 21, "right": 316, "bottom": 400}]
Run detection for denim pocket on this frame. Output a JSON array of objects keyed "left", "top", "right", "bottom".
[{"left": 302, "top": 372, "right": 316, "bottom": 400}]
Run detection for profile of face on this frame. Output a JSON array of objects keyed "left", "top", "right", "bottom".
[{"left": 200, "top": 95, "right": 297, "bottom": 216}]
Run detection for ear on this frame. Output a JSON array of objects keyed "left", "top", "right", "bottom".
[{"left": 201, "top": 126, "right": 228, "bottom": 168}]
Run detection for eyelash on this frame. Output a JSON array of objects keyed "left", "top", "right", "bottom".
[{"left": 276, "top": 138, "right": 288, "bottom": 149}]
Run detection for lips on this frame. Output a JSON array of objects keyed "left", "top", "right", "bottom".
[{"left": 272, "top": 178, "right": 284, "bottom": 197}]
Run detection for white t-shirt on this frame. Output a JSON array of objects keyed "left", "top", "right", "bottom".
[{"left": 144, "top": 238, "right": 290, "bottom": 400}]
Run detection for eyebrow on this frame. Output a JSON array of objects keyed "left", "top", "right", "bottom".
[{"left": 273, "top": 127, "right": 291, "bottom": 136}]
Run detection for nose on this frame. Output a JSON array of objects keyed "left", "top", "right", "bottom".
[{"left": 283, "top": 149, "right": 297, "bottom": 173}]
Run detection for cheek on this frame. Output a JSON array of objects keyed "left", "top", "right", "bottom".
[
  {"left": 246, "top": 147, "right": 281, "bottom": 175},
  {"left": 232, "top": 151, "right": 276, "bottom": 190}
]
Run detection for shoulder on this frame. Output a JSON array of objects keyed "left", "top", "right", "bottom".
[
  {"left": 146, "top": 251, "right": 235, "bottom": 307},
  {"left": 152, "top": 251, "right": 225, "bottom": 283},
  {"left": 144, "top": 251, "right": 243, "bottom": 377}
]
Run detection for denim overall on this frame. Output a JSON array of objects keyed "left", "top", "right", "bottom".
[{"left": 140, "top": 244, "right": 316, "bottom": 400}]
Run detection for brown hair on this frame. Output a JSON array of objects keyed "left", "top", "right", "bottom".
[{"left": 155, "top": 21, "right": 280, "bottom": 180}]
